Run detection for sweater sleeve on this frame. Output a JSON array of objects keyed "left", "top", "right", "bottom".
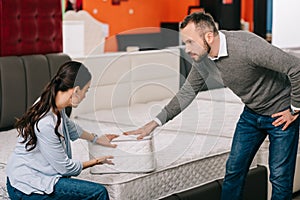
[
  {"left": 246, "top": 35, "right": 300, "bottom": 108},
  {"left": 156, "top": 57, "right": 210, "bottom": 125}
]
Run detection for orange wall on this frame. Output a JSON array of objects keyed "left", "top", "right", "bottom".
[
  {"left": 161, "top": 0, "right": 199, "bottom": 22},
  {"left": 82, "top": 0, "right": 254, "bottom": 51},
  {"left": 83, "top": 0, "right": 198, "bottom": 52}
]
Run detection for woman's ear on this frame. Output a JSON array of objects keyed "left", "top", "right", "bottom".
[
  {"left": 70, "top": 86, "right": 79, "bottom": 98},
  {"left": 73, "top": 86, "right": 80, "bottom": 94}
]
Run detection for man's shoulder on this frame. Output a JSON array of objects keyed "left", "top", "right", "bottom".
[
  {"left": 221, "top": 30, "right": 261, "bottom": 50},
  {"left": 221, "top": 30, "right": 257, "bottom": 39}
]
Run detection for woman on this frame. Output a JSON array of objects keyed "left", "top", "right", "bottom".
[{"left": 6, "top": 61, "right": 118, "bottom": 200}]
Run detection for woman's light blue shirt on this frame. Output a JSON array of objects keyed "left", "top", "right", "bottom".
[{"left": 6, "top": 109, "right": 84, "bottom": 195}]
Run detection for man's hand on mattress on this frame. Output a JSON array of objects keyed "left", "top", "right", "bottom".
[
  {"left": 123, "top": 120, "right": 159, "bottom": 140},
  {"left": 96, "top": 134, "right": 119, "bottom": 148}
]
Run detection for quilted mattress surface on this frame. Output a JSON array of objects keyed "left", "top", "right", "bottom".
[
  {"left": 89, "top": 133, "right": 155, "bottom": 173},
  {"left": 75, "top": 119, "right": 234, "bottom": 200},
  {"left": 75, "top": 88, "right": 244, "bottom": 138},
  {"left": 72, "top": 88, "right": 252, "bottom": 199}
]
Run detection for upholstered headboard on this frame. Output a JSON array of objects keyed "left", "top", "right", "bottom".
[
  {"left": 0, "top": 53, "right": 71, "bottom": 131},
  {"left": 0, "top": 0, "right": 69, "bottom": 130},
  {"left": 0, "top": 0, "right": 63, "bottom": 56}
]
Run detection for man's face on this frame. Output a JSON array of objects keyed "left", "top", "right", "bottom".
[{"left": 181, "top": 22, "right": 210, "bottom": 62}]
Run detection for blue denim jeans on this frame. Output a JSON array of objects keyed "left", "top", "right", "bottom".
[
  {"left": 221, "top": 107, "right": 299, "bottom": 200},
  {"left": 6, "top": 177, "right": 109, "bottom": 200}
]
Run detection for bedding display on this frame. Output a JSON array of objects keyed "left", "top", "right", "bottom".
[
  {"left": 0, "top": 88, "right": 247, "bottom": 200},
  {"left": 76, "top": 119, "right": 236, "bottom": 200},
  {"left": 0, "top": 48, "right": 272, "bottom": 199},
  {"left": 2, "top": 0, "right": 300, "bottom": 198},
  {"left": 72, "top": 87, "right": 258, "bottom": 200}
]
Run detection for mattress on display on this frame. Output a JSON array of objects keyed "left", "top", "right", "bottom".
[
  {"left": 73, "top": 88, "right": 256, "bottom": 200},
  {"left": 75, "top": 119, "right": 237, "bottom": 200}
]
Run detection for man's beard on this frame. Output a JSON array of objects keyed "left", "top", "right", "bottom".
[{"left": 194, "top": 38, "right": 211, "bottom": 62}]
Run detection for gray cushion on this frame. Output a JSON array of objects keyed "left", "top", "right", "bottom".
[
  {"left": 0, "top": 53, "right": 71, "bottom": 130},
  {"left": 0, "top": 56, "right": 26, "bottom": 129}
]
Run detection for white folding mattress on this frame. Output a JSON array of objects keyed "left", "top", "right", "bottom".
[{"left": 89, "top": 132, "right": 156, "bottom": 174}]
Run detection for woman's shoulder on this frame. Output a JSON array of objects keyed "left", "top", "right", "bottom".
[
  {"left": 35, "top": 111, "right": 57, "bottom": 132},
  {"left": 39, "top": 111, "right": 57, "bottom": 123}
]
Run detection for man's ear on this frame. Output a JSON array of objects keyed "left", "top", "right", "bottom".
[{"left": 205, "top": 32, "right": 214, "bottom": 44}]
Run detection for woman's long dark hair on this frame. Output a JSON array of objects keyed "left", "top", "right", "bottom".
[{"left": 15, "top": 61, "right": 91, "bottom": 151}]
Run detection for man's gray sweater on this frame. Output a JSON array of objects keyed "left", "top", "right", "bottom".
[{"left": 156, "top": 30, "right": 300, "bottom": 125}]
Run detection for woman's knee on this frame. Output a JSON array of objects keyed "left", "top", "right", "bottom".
[
  {"left": 97, "top": 185, "right": 109, "bottom": 199},
  {"left": 88, "top": 183, "right": 109, "bottom": 200}
]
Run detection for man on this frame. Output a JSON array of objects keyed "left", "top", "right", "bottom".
[{"left": 124, "top": 12, "right": 300, "bottom": 200}]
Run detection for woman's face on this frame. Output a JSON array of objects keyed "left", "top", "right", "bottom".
[{"left": 71, "top": 81, "right": 91, "bottom": 108}]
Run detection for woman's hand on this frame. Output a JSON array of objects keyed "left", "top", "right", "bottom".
[
  {"left": 94, "top": 156, "right": 114, "bottom": 166},
  {"left": 272, "top": 108, "right": 299, "bottom": 130},
  {"left": 96, "top": 134, "right": 119, "bottom": 148},
  {"left": 82, "top": 156, "right": 114, "bottom": 169}
]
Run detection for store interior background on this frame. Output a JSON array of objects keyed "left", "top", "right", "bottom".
[{"left": 62, "top": 0, "right": 300, "bottom": 54}]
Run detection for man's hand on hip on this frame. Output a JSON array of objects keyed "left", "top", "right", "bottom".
[{"left": 272, "top": 108, "right": 299, "bottom": 131}]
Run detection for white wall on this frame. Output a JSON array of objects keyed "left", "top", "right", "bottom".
[{"left": 272, "top": 0, "right": 300, "bottom": 48}]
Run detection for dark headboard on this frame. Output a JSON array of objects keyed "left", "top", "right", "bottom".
[{"left": 0, "top": 53, "right": 71, "bottom": 131}]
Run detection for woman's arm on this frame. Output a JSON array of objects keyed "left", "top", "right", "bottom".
[
  {"left": 80, "top": 130, "right": 119, "bottom": 148},
  {"left": 62, "top": 110, "right": 118, "bottom": 146}
]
